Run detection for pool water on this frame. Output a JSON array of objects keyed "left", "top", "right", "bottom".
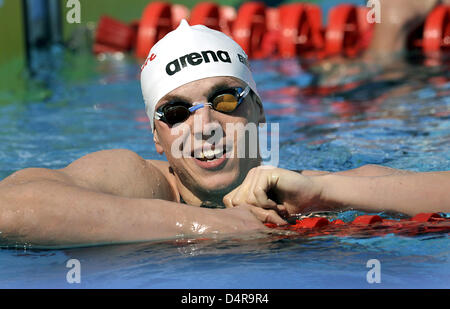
[{"left": 0, "top": 50, "right": 449, "bottom": 288}]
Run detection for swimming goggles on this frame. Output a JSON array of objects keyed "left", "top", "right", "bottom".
[{"left": 154, "top": 86, "right": 250, "bottom": 126}]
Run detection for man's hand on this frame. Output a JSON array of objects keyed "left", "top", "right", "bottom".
[
  {"left": 214, "top": 205, "right": 272, "bottom": 233},
  {"left": 223, "top": 166, "right": 327, "bottom": 223}
]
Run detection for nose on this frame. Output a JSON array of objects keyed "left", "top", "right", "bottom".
[{"left": 192, "top": 103, "right": 221, "bottom": 140}]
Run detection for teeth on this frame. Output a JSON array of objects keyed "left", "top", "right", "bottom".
[
  {"left": 204, "top": 150, "right": 215, "bottom": 159},
  {"left": 196, "top": 148, "right": 223, "bottom": 160}
]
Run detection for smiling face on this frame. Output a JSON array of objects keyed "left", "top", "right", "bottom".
[{"left": 153, "top": 76, "right": 265, "bottom": 201}]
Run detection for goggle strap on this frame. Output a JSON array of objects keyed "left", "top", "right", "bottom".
[{"left": 239, "top": 86, "right": 250, "bottom": 100}]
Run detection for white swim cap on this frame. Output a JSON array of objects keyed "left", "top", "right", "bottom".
[{"left": 140, "top": 19, "right": 260, "bottom": 130}]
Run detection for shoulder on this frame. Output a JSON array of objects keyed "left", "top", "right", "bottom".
[
  {"left": 62, "top": 149, "right": 177, "bottom": 200},
  {"left": 64, "top": 149, "right": 149, "bottom": 176}
]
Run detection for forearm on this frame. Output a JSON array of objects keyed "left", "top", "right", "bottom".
[
  {"left": 0, "top": 180, "right": 249, "bottom": 248},
  {"left": 318, "top": 171, "right": 450, "bottom": 216}
]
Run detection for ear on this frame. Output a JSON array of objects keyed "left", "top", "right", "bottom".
[{"left": 153, "top": 128, "right": 165, "bottom": 155}]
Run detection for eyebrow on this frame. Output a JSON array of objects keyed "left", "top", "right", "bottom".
[{"left": 159, "top": 94, "right": 192, "bottom": 105}]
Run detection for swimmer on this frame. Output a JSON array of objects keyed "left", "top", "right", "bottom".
[{"left": 0, "top": 18, "right": 449, "bottom": 247}]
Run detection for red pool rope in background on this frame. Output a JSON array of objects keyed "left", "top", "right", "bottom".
[
  {"left": 93, "top": 2, "right": 450, "bottom": 60},
  {"left": 264, "top": 213, "right": 450, "bottom": 237}
]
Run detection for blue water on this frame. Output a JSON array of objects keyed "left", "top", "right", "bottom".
[
  {"left": 1, "top": 234, "right": 448, "bottom": 288},
  {"left": 0, "top": 49, "right": 449, "bottom": 288}
]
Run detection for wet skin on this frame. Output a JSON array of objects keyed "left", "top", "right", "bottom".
[{"left": 152, "top": 76, "right": 265, "bottom": 207}]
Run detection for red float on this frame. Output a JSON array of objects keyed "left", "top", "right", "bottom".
[
  {"left": 325, "top": 4, "right": 361, "bottom": 57},
  {"left": 265, "top": 213, "right": 450, "bottom": 237},
  {"left": 189, "top": 2, "right": 220, "bottom": 31},
  {"left": 232, "top": 2, "right": 267, "bottom": 59},
  {"left": 94, "top": 16, "right": 135, "bottom": 54},
  {"left": 135, "top": 2, "right": 173, "bottom": 59},
  {"left": 171, "top": 4, "right": 190, "bottom": 28},
  {"left": 129, "top": 19, "right": 140, "bottom": 50},
  {"left": 294, "top": 217, "right": 329, "bottom": 228},
  {"left": 422, "top": 5, "right": 450, "bottom": 54},
  {"left": 411, "top": 212, "right": 443, "bottom": 222},
  {"left": 260, "top": 7, "right": 280, "bottom": 57},
  {"left": 356, "top": 6, "right": 375, "bottom": 51},
  {"left": 352, "top": 215, "right": 383, "bottom": 225},
  {"left": 265, "top": 7, "right": 279, "bottom": 32},
  {"left": 219, "top": 5, "right": 237, "bottom": 37},
  {"left": 278, "top": 3, "right": 324, "bottom": 58}
]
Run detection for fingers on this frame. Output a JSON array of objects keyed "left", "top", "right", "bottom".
[
  {"left": 223, "top": 166, "right": 280, "bottom": 211},
  {"left": 254, "top": 186, "right": 277, "bottom": 209},
  {"left": 223, "top": 167, "right": 257, "bottom": 208},
  {"left": 223, "top": 194, "right": 233, "bottom": 208},
  {"left": 247, "top": 204, "right": 287, "bottom": 225},
  {"left": 223, "top": 186, "right": 238, "bottom": 208},
  {"left": 275, "top": 204, "right": 289, "bottom": 218},
  {"left": 253, "top": 172, "right": 280, "bottom": 209}
]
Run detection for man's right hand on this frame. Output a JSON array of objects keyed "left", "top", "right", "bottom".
[{"left": 223, "top": 166, "right": 326, "bottom": 222}]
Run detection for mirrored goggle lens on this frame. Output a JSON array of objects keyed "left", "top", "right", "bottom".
[
  {"left": 164, "top": 105, "right": 191, "bottom": 125},
  {"left": 212, "top": 94, "right": 239, "bottom": 113}
]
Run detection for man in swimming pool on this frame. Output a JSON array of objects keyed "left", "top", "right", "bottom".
[{"left": 0, "top": 16, "right": 449, "bottom": 247}]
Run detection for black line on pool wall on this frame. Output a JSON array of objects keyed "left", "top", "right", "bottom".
[{"left": 22, "top": 0, "right": 31, "bottom": 74}]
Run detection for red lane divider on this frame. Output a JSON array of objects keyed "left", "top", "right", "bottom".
[
  {"left": 170, "top": 213, "right": 449, "bottom": 245},
  {"left": 411, "top": 212, "right": 443, "bottom": 222},
  {"left": 135, "top": 2, "right": 173, "bottom": 59},
  {"left": 325, "top": 4, "right": 360, "bottom": 57},
  {"left": 265, "top": 213, "right": 450, "bottom": 237},
  {"left": 352, "top": 214, "right": 383, "bottom": 225},
  {"left": 356, "top": 6, "right": 375, "bottom": 51},
  {"left": 232, "top": 2, "right": 268, "bottom": 59},
  {"left": 190, "top": 2, "right": 221, "bottom": 31},
  {"left": 278, "top": 3, "right": 324, "bottom": 58},
  {"left": 261, "top": 7, "right": 279, "bottom": 57},
  {"left": 219, "top": 5, "right": 237, "bottom": 37},
  {"left": 93, "top": 16, "right": 136, "bottom": 54},
  {"left": 295, "top": 217, "right": 329, "bottom": 228},
  {"left": 92, "top": 2, "right": 450, "bottom": 60},
  {"left": 171, "top": 4, "right": 190, "bottom": 28},
  {"left": 422, "top": 5, "right": 450, "bottom": 54}
]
